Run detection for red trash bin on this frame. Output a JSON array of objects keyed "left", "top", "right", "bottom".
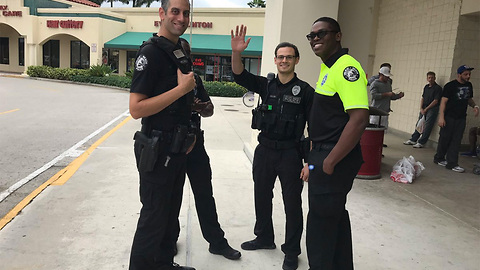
[{"left": 356, "top": 126, "right": 385, "bottom": 179}]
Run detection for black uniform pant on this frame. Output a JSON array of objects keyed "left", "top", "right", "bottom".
[
  {"left": 252, "top": 144, "right": 304, "bottom": 256},
  {"left": 129, "top": 145, "right": 187, "bottom": 270},
  {"left": 174, "top": 132, "right": 228, "bottom": 249},
  {"left": 434, "top": 116, "right": 466, "bottom": 169},
  {"left": 306, "top": 144, "right": 362, "bottom": 270}
]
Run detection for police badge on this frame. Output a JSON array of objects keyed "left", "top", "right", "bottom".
[
  {"left": 292, "top": 85, "right": 301, "bottom": 96},
  {"left": 343, "top": 66, "right": 360, "bottom": 82},
  {"left": 135, "top": 55, "right": 148, "bottom": 71}
]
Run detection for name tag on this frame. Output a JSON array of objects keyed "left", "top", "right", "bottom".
[{"left": 283, "top": 95, "right": 301, "bottom": 104}]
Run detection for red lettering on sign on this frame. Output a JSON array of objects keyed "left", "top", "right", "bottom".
[
  {"left": 47, "top": 20, "right": 59, "bottom": 28},
  {"left": 0, "top": 5, "right": 7, "bottom": 10},
  {"left": 2, "top": 10, "right": 22, "bottom": 16}
]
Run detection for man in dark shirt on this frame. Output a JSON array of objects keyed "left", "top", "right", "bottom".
[
  {"left": 128, "top": 0, "right": 196, "bottom": 269},
  {"left": 174, "top": 38, "right": 241, "bottom": 261},
  {"left": 404, "top": 71, "right": 443, "bottom": 148},
  {"left": 231, "top": 25, "right": 314, "bottom": 270},
  {"left": 434, "top": 65, "right": 478, "bottom": 173},
  {"left": 304, "top": 17, "right": 369, "bottom": 270}
]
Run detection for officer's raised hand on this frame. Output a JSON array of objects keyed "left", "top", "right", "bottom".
[
  {"left": 177, "top": 68, "right": 196, "bottom": 94},
  {"left": 231, "top": 25, "right": 251, "bottom": 53}
]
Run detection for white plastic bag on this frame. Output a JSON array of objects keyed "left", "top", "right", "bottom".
[
  {"left": 416, "top": 115, "right": 426, "bottom": 134},
  {"left": 390, "top": 155, "right": 425, "bottom": 184}
]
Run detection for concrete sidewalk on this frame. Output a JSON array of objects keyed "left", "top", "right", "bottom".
[{"left": 0, "top": 96, "right": 479, "bottom": 270}]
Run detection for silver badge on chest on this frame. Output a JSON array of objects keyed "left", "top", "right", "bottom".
[{"left": 292, "top": 85, "right": 301, "bottom": 96}]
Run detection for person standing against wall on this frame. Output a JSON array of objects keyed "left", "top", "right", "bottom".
[
  {"left": 404, "top": 71, "right": 443, "bottom": 148},
  {"left": 304, "top": 17, "right": 369, "bottom": 269},
  {"left": 369, "top": 66, "right": 404, "bottom": 129},
  {"left": 434, "top": 65, "right": 478, "bottom": 173}
]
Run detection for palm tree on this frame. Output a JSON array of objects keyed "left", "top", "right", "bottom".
[{"left": 247, "top": 0, "right": 266, "bottom": 8}]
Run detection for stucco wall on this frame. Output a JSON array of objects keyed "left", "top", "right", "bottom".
[{"left": 372, "top": 0, "right": 479, "bottom": 144}]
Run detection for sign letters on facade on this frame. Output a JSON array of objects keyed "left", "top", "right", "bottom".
[
  {"left": 0, "top": 5, "right": 22, "bottom": 17},
  {"left": 154, "top": 21, "right": 213, "bottom": 28},
  {"left": 47, "top": 20, "right": 84, "bottom": 29}
]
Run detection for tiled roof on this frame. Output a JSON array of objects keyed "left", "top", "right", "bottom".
[{"left": 66, "top": 0, "right": 100, "bottom": 8}]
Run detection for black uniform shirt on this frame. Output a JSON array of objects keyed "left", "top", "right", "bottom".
[
  {"left": 234, "top": 70, "right": 314, "bottom": 141},
  {"left": 130, "top": 35, "right": 193, "bottom": 131}
]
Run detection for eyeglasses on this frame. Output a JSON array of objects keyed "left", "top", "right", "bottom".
[
  {"left": 276, "top": 55, "right": 296, "bottom": 61},
  {"left": 306, "top": 30, "right": 337, "bottom": 41}
]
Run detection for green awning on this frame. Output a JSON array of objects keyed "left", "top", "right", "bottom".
[{"left": 104, "top": 32, "right": 263, "bottom": 56}]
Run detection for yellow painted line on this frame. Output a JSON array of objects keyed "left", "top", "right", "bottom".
[
  {"left": 0, "top": 115, "right": 132, "bottom": 230},
  {"left": 0, "top": 109, "right": 19, "bottom": 115}
]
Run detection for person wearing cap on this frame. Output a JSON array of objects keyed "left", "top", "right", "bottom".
[
  {"left": 369, "top": 66, "right": 404, "bottom": 129},
  {"left": 403, "top": 71, "right": 443, "bottom": 148},
  {"left": 367, "top": 62, "right": 392, "bottom": 86},
  {"left": 434, "top": 65, "right": 479, "bottom": 173}
]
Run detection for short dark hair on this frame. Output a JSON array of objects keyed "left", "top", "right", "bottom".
[
  {"left": 427, "top": 71, "right": 436, "bottom": 77},
  {"left": 380, "top": 63, "right": 391, "bottom": 68},
  {"left": 161, "top": 0, "right": 170, "bottom": 11},
  {"left": 161, "top": 0, "right": 189, "bottom": 11},
  {"left": 275, "top": 42, "right": 299, "bottom": 58},
  {"left": 313, "top": 17, "right": 341, "bottom": 33}
]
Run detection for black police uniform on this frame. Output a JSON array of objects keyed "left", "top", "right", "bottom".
[
  {"left": 307, "top": 48, "right": 369, "bottom": 270},
  {"left": 234, "top": 70, "right": 314, "bottom": 257},
  {"left": 173, "top": 74, "right": 230, "bottom": 250},
  {"left": 129, "top": 35, "right": 194, "bottom": 270}
]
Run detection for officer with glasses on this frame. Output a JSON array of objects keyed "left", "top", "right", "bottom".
[
  {"left": 303, "top": 17, "right": 369, "bottom": 270},
  {"left": 231, "top": 25, "right": 314, "bottom": 270}
]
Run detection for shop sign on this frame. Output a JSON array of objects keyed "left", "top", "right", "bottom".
[
  {"left": 47, "top": 20, "right": 84, "bottom": 29},
  {"left": 0, "top": 5, "right": 22, "bottom": 17},
  {"left": 154, "top": 21, "right": 213, "bottom": 28},
  {"left": 193, "top": 58, "right": 204, "bottom": 67}
]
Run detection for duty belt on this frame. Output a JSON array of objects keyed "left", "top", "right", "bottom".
[
  {"left": 311, "top": 141, "right": 336, "bottom": 151},
  {"left": 258, "top": 135, "right": 297, "bottom": 150}
]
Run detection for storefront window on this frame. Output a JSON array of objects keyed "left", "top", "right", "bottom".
[
  {"left": 244, "top": 57, "right": 261, "bottom": 76},
  {"left": 0, "top": 38, "right": 9, "bottom": 65},
  {"left": 18, "top": 38, "right": 24, "bottom": 66},
  {"left": 43, "top": 40, "right": 59, "bottom": 68},
  {"left": 70, "top": 40, "right": 89, "bottom": 69},
  {"left": 108, "top": 49, "right": 119, "bottom": 73},
  {"left": 192, "top": 55, "right": 206, "bottom": 79},
  {"left": 127, "top": 51, "right": 137, "bottom": 72}
]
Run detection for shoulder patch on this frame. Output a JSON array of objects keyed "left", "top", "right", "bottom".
[
  {"left": 343, "top": 66, "right": 359, "bottom": 82},
  {"left": 135, "top": 55, "right": 148, "bottom": 71}
]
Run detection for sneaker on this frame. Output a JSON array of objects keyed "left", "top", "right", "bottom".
[
  {"left": 451, "top": 166, "right": 465, "bottom": 173},
  {"left": 240, "top": 239, "right": 276, "bottom": 250},
  {"left": 404, "top": 140, "right": 416, "bottom": 145},
  {"left": 460, "top": 151, "right": 477, "bottom": 157},
  {"left": 413, "top": 143, "right": 424, "bottom": 148},
  {"left": 435, "top": 160, "right": 447, "bottom": 167}
]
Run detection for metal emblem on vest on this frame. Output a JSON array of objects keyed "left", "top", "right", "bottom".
[
  {"left": 135, "top": 55, "right": 148, "bottom": 71},
  {"left": 343, "top": 66, "right": 359, "bottom": 82},
  {"left": 292, "top": 85, "right": 301, "bottom": 96},
  {"left": 321, "top": 74, "right": 328, "bottom": 86},
  {"left": 283, "top": 95, "right": 301, "bottom": 104},
  {"left": 173, "top": 49, "right": 185, "bottom": 59}
]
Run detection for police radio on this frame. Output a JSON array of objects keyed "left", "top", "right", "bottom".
[{"left": 251, "top": 72, "right": 275, "bottom": 130}]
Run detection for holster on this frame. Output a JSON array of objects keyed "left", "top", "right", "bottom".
[
  {"left": 134, "top": 130, "right": 162, "bottom": 173},
  {"left": 169, "top": 124, "right": 196, "bottom": 154}
]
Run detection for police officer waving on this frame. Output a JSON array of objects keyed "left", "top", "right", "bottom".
[
  {"left": 231, "top": 25, "right": 314, "bottom": 270},
  {"left": 128, "top": 0, "right": 196, "bottom": 270}
]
